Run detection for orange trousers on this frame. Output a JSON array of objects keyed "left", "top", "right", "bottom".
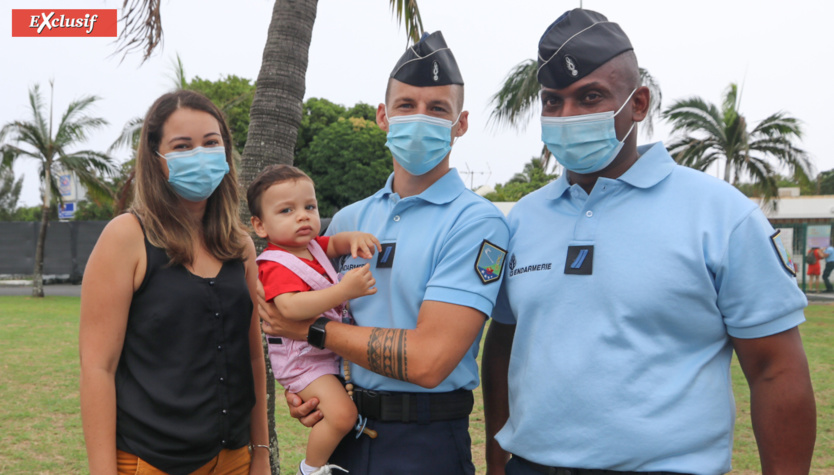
[{"left": 116, "top": 446, "right": 250, "bottom": 475}]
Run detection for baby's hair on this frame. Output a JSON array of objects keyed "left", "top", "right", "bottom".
[{"left": 246, "top": 164, "right": 313, "bottom": 219}]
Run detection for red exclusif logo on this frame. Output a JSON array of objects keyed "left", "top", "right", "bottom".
[{"left": 11, "top": 9, "right": 117, "bottom": 37}]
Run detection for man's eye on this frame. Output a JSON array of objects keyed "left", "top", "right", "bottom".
[{"left": 542, "top": 97, "right": 559, "bottom": 107}]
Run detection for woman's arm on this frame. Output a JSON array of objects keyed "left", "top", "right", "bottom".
[
  {"left": 79, "top": 214, "right": 144, "bottom": 474},
  {"left": 243, "top": 237, "right": 270, "bottom": 474}
]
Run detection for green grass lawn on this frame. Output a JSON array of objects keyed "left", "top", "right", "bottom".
[{"left": 0, "top": 296, "right": 831, "bottom": 474}]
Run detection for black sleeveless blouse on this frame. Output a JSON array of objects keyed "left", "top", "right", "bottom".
[{"left": 114, "top": 234, "right": 255, "bottom": 474}]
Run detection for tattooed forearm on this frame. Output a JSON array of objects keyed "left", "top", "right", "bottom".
[{"left": 367, "top": 328, "right": 408, "bottom": 382}]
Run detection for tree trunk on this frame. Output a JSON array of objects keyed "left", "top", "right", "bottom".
[
  {"left": 240, "top": 0, "right": 318, "bottom": 192},
  {"left": 32, "top": 162, "right": 52, "bottom": 298},
  {"left": 240, "top": 1, "right": 319, "bottom": 473}
]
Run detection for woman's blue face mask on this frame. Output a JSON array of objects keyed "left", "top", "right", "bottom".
[
  {"left": 384, "top": 110, "right": 460, "bottom": 176},
  {"left": 541, "top": 88, "right": 637, "bottom": 175},
  {"left": 157, "top": 146, "right": 229, "bottom": 202}
]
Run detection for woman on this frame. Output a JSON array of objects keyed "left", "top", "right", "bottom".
[
  {"left": 807, "top": 246, "right": 827, "bottom": 292},
  {"left": 79, "top": 90, "right": 269, "bottom": 474}
]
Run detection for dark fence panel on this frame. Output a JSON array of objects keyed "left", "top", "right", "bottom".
[
  {"left": 43, "top": 223, "right": 74, "bottom": 275},
  {"left": 0, "top": 221, "right": 108, "bottom": 277},
  {"left": 0, "top": 222, "right": 37, "bottom": 274}
]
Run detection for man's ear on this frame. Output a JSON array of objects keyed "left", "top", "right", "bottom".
[
  {"left": 631, "top": 86, "right": 651, "bottom": 122},
  {"left": 251, "top": 215, "right": 268, "bottom": 239},
  {"left": 376, "top": 103, "right": 389, "bottom": 132},
  {"left": 454, "top": 110, "right": 469, "bottom": 138}
]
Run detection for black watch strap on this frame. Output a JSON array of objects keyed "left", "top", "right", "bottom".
[{"left": 307, "top": 317, "right": 330, "bottom": 349}]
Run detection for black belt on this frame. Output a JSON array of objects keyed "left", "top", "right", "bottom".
[
  {"left": 352, "top": 387, "right": 473, "bottom": 423},
  {"left": 515, "top": 456, "right": 690, "bottom": 475}
]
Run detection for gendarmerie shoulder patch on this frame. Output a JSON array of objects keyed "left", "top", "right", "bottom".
[
  {"left": 770, "top": 231, "right": 796, "bottom": 276},
  {"left": 475, "top": 240, "right": 507, "bottom": 284}
]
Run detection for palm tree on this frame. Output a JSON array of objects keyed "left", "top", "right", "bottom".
[
  {"left": 0, "top": 82, "right": 114, "bottom": 297},
  {"left": 487, "top": 58, "right": 663, "bottom": 172},
  {"left": 0, "top": 164, "right": 23, "bottom": 220},
  {"left": 662, "top": 83, "right": 812, "bottom": 200},
  {"left": 509, "top": 157, "right": 556, "bottom": 184}
]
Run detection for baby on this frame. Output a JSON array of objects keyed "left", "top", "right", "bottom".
[{"left": 247, "top": 165, "right": 379, "bottom": 475}]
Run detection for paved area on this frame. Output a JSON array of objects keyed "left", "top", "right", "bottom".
[{"left": 0, "top": 282, "right": 82, "bottom": 297}]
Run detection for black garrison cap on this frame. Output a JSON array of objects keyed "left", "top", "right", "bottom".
[
  {"left": 537, "top": 9, "right": 633, "bottom": 89},
  {"left": 390, "top": 31, "right": 464, "bottom": 87}
]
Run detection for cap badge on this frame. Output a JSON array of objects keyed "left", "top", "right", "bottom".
[
  {"left": 564, "top": 56, "right": 579, "bottom": 77},
  {"left": 432, "top": 60, "right": 440, "bottom": 82}
]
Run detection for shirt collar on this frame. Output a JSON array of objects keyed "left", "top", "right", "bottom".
[
  {"left": 376, "top": 168, "right": 466, "bottom": 205},
  {"left": 616, "top": 142, "right": 676, "bottom": 189},
  {"left": 545, "top": 141, "right": 675, "bottom": 199}
]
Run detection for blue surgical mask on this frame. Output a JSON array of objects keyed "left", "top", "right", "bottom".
[
  {"left": 541, "top": 88, "right": 637, "bottom": 174},
  {"left": 157, "top": 146, "right": 229, "bottom": 202},
  {"left": 385, "top": 112, "right": 459, "bottom": 176}
]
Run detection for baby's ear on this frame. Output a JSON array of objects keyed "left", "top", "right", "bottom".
[{"left": 250, "top": 215, "right": 268, "bottom": 239}]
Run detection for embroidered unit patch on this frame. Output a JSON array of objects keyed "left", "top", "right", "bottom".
[
  {"left": 770, "top": 231, "right": 796, "bottom": 276},
  {"left": 475, "top": 240, "right": 507, "bottom": 284}
]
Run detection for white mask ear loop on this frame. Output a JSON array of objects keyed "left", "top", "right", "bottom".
[
  {"left": 613, "top": 88, "right": 639, "bottom": 143},
  {"left": 451, "top": 111, "right": 463, "bottom": 147},
  {"left": 613, "top": 87, "right": 639, "bottom": 117}
]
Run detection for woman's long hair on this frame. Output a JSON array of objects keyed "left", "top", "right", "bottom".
[{"left": 131, "top": 90, "right": 248, "bottom": 265}]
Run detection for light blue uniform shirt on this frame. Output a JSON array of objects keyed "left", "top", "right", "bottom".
[
  {"left": 825, "top": 246, "right": 834, "bottom": 263},
  {"left": 492, "top": 143, "right": 807, "bottom": 475},
  {"left": 328, "top": 169, "right": 509, "bottom": 393}
]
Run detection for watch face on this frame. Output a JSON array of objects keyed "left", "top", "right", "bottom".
[{"left": 307, "top": 318, "right": 328, "bottom": 349}]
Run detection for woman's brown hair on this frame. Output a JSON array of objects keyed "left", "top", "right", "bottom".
[{"left": 131, "top": 90, "right": 248, "bottom": 265}]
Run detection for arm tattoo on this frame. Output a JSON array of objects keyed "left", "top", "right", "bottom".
[{"left": 367, "top": 328, "right": 408, "bottom": 382}]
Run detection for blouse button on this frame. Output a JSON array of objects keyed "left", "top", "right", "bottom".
[
  {"left": 209, "top": 280, "right": 215, "bottom": 286},
  {"left": 585, "top": 210, "right": 593, "bottom": 218},
  {"left": 222, "top": 409, "right": 228, "bottom": 415},
  {"left": 393, "top": 215, "right": 401, "bottom": 222},
  {"left": 215, "top": 312, "right": 220, "bottom": 318},
  {"left": 219, "top": 377, "right": 225, "bottom": 383},
  {"left": 217, "top": 345, "right": 222, "bottom": 351}
]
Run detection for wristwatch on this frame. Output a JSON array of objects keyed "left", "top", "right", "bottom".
[{"left": 307, "top": 317, "right": 330, "bottom": 349}]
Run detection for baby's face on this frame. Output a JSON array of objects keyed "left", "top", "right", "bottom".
[{"left": 252, "top": 179, "right": 321, "bottom": 251}]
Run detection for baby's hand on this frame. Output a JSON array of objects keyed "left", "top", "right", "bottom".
[
  {"left": 339, "top": 263, "right": 377, "bottom": 299},
  {"left": 350, "top": 232, "right": 381, "bottom": 259}
]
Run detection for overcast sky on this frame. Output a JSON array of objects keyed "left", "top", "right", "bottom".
[{"left": 3, "top": 0, "right": 832, "bottom": 207}]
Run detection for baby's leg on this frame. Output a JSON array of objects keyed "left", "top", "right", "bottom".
[{"left": 297, "top": 374, "right": 358, "bottom": 467}]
